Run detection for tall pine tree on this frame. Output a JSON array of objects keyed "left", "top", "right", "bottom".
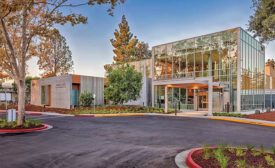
[{"left": 110, "top": 15, "right": 138, "bottom": 63}]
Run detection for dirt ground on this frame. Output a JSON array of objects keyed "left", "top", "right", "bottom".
[
  {"left": 0, "top": 104, "right": 70, "bottom": 114},
  {"left": 246, "top": 112, "right": 275, "bottom": 122}
]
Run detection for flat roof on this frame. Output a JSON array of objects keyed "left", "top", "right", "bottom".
[{"left": 152, "top": 27, "right": 254, "bottom": 48}]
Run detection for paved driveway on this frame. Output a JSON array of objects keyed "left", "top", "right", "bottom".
[{"left": 0, "top": 115, "right": 274, "bottom": 168}]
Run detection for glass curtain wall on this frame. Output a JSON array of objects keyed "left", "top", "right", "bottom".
[
  {"left": 153, "top": 28, "right": 239, "bottom": 110},
  {"left": 240, "top": 29, "right": 265, "bottom": 111},
  {"left": 154, "top": 85, "right": 192, "bottom": 110}
]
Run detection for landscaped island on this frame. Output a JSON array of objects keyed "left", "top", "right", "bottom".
[
  {"left": 0, "top": 119, "right": 49, "bottom": 133},
  {"left": 187, "top": 145, "right": 275, "bottom": 168},
  {"left": 0, "top": 119, "right": 42, "bottom": 129}
]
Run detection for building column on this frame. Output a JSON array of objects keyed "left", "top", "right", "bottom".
[
  {"left": 221, "top": 89, "right": 224, "bottom": 112},
  {"left": 165, "top": 85, "right": 168, "bottom": 113},
  {"left": 208, "top": 78, "right": 213, "bottom": 116},
  {"left": 194, "top": 90, "right": 198, "bottom": 111}
]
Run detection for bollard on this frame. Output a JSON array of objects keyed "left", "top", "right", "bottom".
[
  {"left": 12, "top": 109, "right": 16, "bottom": 121},
  {"left": 6, "top": 109, "right": 16, "bottom": 122}
]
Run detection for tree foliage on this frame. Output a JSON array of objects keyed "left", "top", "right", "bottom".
[
  {"left": 105, "top": 64, "right": 142, "bottom": 104},
  {"left": 248, "top": 0, "right": 275, "bottom": 42},
  {"left": 0, "top": 0, "right": 124, "bottom": 125},
  {"left": 266, "top": 59, "right": 275, "bottom": 69},
  {"left": 38, "top": 32, "right": 73, "bottom": 77},
  {"left": 110, "top": 15, "right": 150, "bottom": 63}
]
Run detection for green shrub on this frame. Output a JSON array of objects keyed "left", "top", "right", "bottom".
[
  {"left": 246, "top": 144, "right": 255, "bottom": 151},
  {"left": 202, "top": 145, "right": 211, "bottom": 160},
  {"left": 214, "top": 148, "right": 229, "bottom": 168},
  {"left": 213, "top": 112, "right": 247, "bottom": 118},
  {"left": 265, "top": 155, "right": 275, "bottom": 166},
  {"left": 79, "top": 91, "right": 94, "bottom": 107},
  {"left": 272, "top": 146, "right": 275, "bottom": 155},
  {"left": 260, "top": 145, "right": 265, "bottom": 154},
  {"left": 0, "top": 119, "right": 41, "bottom": 128},
  {"left": 228, "top": 148, "right": 236, "bottom": 153},
  {"left": 218, "top": 144, "right": 228, "bottom": 150},
  {"left": 251, "top": 150, "right": 262, "bottom": 157},
  {"left": 235, "top": 159, "right": 246, "bottom": 168},
  {"left": 236, "top": 148, "right": 245, "bottom": 157}
]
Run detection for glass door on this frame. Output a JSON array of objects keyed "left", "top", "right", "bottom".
[{"left": 198, "top": 91, "right": 208, "bottom": 111}]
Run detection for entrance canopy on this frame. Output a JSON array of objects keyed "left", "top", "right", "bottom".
[{"left": 153, "top": 77, "right": 219, "bottom": 116}]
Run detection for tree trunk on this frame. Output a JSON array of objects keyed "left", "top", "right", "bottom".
[{"left": 17, "top": 79, "right": 25, "bottom": 126}]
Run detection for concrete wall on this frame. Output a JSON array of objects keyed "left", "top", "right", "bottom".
[
  {"left": 80, "top": 76, "right": 104, "bottom": 105},
  {"left": 31, "top": 75, "right": 72, "bottom": 109}
]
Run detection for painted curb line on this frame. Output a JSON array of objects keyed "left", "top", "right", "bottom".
[
  {"left": 210, "top": 117, "right": 275, "bottom": 128},
  {"left": 175, "top": 149, "right": 193, "bottom": 168},
  {"left": 75, "top": 114, "right": 95, "bottom": 117}
]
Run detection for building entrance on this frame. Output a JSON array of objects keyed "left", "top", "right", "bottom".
[{"left": 197, "top": 90, "right": 208, "bottom": 111}]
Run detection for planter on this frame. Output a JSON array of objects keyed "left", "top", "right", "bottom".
[
  {"left": 0, "top": 124, "right": 50, "bottom": 134},
  {"left": 186, "top": 148, "right": 202, "bottom": 168},
  {"left": 185, "top": 147, "right": 275, "bottom": 168}
]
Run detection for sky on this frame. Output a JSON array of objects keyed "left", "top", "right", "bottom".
[{"left": 28, "top": 0, "right": 275, "bottom": 77}]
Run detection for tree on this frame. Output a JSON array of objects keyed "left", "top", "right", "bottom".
[
  {"left": 266, "top": 59, "right": 275, "bottom": 68},
  {"left": 105, "top": 64, "right": 142, "bottom": 104},
  {"left": 110, "top": 15, "right": 138, "bottom": 63},
  {"left": 134, "top": 42, "right": 151, "bottom": 60},
  {"left": 110, "top": 15, "right": 151, "bottom": 63},
  {"left": 248, "top": 0, "right": 275, "bottom": 43},
  {"left": 38, "top": 32, "right": 73, "bottom": 77},
  {"left": 0, "top": 0, "right": 124, "bottom": 126}
]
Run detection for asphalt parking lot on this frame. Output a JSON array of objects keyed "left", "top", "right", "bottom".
[{"left": 0, "top": 115, "right": 275, "bottom": 168}]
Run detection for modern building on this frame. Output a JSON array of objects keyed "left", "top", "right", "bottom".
[
  {"left": 265, "top": 62, "right": 275, "bottom": 109},
  {"left": 31, "top": 74, "right": 104, "bottom": 109},
  {"left": 151, "top": 27, "right": 265, "bottom": 114}
]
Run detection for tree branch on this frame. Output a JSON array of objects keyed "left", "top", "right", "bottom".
[{"left": 0, "top": 18, "right": 20, "bottom": 77}]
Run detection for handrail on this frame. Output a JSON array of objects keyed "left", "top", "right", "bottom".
[{"left": 154, "top": 68, "right": 236, "bottom": 80}]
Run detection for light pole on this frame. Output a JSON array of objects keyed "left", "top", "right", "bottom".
[{"left": 93, "top": 93, "right": 96, "bottom": 114}]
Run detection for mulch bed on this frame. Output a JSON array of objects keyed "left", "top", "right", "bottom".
[
  {"left": 0, "top": 124, "right": 43, "bottom": 130},
  {"left": 246, "top": 112, "right": 275, "bottom": 122},
  {"left": 0, "top": 104, "right": 70, "bottom": 114},
  {"left": 192, "top": 148, "right": 275, "bottom": 168}
]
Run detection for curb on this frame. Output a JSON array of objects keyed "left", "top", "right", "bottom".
[
  {"left": 0, "top": 124, "right": 52, "bottom": 134},
  {"left": 210, "top": 117, "right": 275, "bottom": 128},
  {"left": 175, "top": 148, "right": 202, "bottom": 168},
  {"left": 75, "top": 114, "right": 95, "bottom": 117},
  {"left": 186, "top": 148, "right": 202, "bottom": 168}
]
